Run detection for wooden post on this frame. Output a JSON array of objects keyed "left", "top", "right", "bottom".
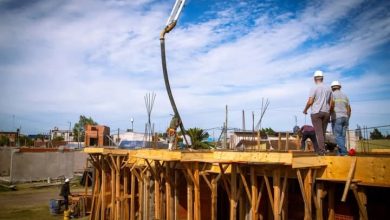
[
  {"left": 273, "top": 168, "right": 281, "bottom": 220},
  {"left": 155, "top": 165, "right": 161, "bottom": 219},
  {"left": 211, "top": 175, "right": 218, "bottom": 220},
  {"left": 351, "top": 184, "right": 368, "bottom": 220},
  {"left": 166, "top": 162, "right": 172, "bottom": 220},
  {"left": 174, "top": 169, "right": 179, "bottom": 220},
  {"left": 101, "top": 160, "right": 106, "bottom": 220},
  {"left": 187, "top": 174, "right": 194, "bottom": 220},
  {"left": 285, "top": 132, "right": 289, "bottom": 151},
  {"left": 130, "top": 171, "right": 136, "bottom": 220},
  {"left": 230, "top": 164, "right": 237, "bottom": 220},
  {"left": 250, "top": 167, "right": 258, "bottom": 220},
  {"left": 304, "top": 169, "right": 312, "bottom": 220},
  {"left": 316, "top": 182, "right": 324, "bottom": 220},
  {"left": 341, "top": 157, "right": 357, "bottom": 202},
  {"left": 278, "top": 133, "right": 282, "bottom": 150},
  {"left": 194, "top": 162, "right": 201, "bottom": 220},
  {"left": 328, "top": 183, "right": 335, "bottom": 220},
  {"left": 144, "top": 170, "right": 150, "bottom": 220},
  {"left": 116, "top": 157, "right": 121, "bottom": 220},
  {"left": 124, "top": 167, "right": 129, "bottom": 220},
  {"left": 138, "top": 169, "right": 144, "bottom": 220},
  {"left": 111, "top": 158, "right": 115, "bottom": 220}
]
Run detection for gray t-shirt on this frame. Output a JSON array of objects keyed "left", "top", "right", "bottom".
[
  {"left": 309, "top": 83, "right": 332, "bottom": 114},
  {"left": 331, "top": 90, "right": 350, "bottom": 119}
]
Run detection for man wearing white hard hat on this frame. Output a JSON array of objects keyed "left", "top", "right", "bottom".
[
  {"left": 330, "top": 81, "right": 351, "bottom": 156},
  {"left": 60, "top": 178, "right": 71, "bottom": 210},
  {"left": 303, "top": 70, "right": 332, "bottom": 155}
]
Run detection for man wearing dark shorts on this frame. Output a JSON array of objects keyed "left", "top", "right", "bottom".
[{"left": 303, "top": 70, "right": 332, "bottom": 155}]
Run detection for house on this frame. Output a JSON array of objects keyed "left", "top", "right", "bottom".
[{"left": 50, "top": 127, "right": 73, "bottom": 142}]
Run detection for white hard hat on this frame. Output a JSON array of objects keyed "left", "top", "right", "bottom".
[
  {"left": 331, "top": 80, "right": 341, "bottom": 88},
  {"left": 313, "top": 70, "right": 324, "bottom": 77},
  {"left": 65, "top": 178, "right": 69, "bottom": 183}
]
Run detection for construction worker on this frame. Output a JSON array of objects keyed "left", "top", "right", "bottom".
[
  {"left": 330, "top": 81, "right": 351, "bottom": 156},
  {"left": 60, "top": 178, "right": 71, "bottom": 210},
  {"left": 167, "top": 116, "right": 180, "bottom": 150},
  {"left": 299, "top": 125, "right": 319, "bottom": 151},
  {"left": 303, "top": 70, "right": 332, "bottom": 155}
]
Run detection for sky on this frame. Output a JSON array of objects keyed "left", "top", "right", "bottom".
[{"left": 0, "top": 0, "right": 389, "bottom": 135}]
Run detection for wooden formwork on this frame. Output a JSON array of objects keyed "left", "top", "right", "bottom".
[{"left": 86, "top": 148, "right": 390, "bottom": 220}]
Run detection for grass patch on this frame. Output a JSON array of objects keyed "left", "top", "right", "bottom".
[{"left": 0, "top": 205, "right": 62, "bottom": 220}]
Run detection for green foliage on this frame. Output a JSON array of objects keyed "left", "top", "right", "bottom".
[
  {"left": 52, "top": 136, "right": 64, "bottom": 142},
  {"left": 73, "top": 115, "right": 98, "bottom": 141},
  {"left": 370, "top": 128, "right": 384, "bottom": 140},
  {"left": 0, "top": 135, "right": 9, "bottom": 146},
  {"left": 261, "top": 127, "right": 275, "bottom": 135},
  {"left": 19, "top": 136, "right": 34, "bottom": 146},
  {"left": 186, "top": 127, "right": 213, "bottom": 149}
]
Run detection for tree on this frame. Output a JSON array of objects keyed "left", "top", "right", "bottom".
[
  {"left": 370, "top": 128, "right": 383, "bottom": 140},
  {"left": 261, "top": 127, "right": 275, "bottom": 136},
  {"left": 186, "top": 127, "right": 213, "bottom": 149},
  {"left": 73, "top": 115, "right": 98, "bottom": 142},
  {"left": 0, "top": 135, "right": 9, "bottom": 146},
  {"left": 52, "top": 136, "right": 65, "bottom": 142},
  {"left": 19, "top": 136, "right": 34, "bottom": 146}
]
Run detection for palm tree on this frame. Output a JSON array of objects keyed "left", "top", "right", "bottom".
[{"left": 186, "top": 128, "right": 213, "bottom": 149}]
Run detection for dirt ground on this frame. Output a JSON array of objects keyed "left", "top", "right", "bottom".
[{"left": 0, "top": 183, "right": 88, "bottom": 220}]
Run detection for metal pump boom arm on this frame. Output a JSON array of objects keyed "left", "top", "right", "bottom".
[{"left": 166, "top": 0, "right": 186, "bottom": 26}]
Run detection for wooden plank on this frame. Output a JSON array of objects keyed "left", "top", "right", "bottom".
[
  {"left": 219, "top": 163, "right": 231, "bottom": 199},
  {"left": 101, "top": 160, "right": 106, "bottom": 220},
  {"left": 187, "top": 176, "right": 194, "bottom": 220},
  {"left": 138, "top": 168, "right": 144, "bottom": 220},
  {"left": 165, "top": 162, "right": 172, "bottom": 220},
  {"left": 341, "top": 157, "right": 357, "bottom": 202}
]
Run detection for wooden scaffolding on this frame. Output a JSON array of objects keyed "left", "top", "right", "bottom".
[{"left": 86, "top": 148, "right": 390, "bottom": 220}]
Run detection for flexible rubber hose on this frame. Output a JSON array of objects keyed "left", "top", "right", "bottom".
[{"left": 160, "top": 34, "right": 190, "bottom": 147}]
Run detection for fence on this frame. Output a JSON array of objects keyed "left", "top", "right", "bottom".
[{"left": 347, "top": 125, "right": 390, "bottom": 153}]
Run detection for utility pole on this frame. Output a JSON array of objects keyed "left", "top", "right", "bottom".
[
  {"left": 68, "top": 121, "right": 71, "bottom": 142},
  {"left": 117, "top": 128, "right": 120, "bottom": 145},
  {"left": 225, "top": 105, "right": 228, "bottom": 149},
  {"left": 242, "top": 110, "right": 245, "bottom": 131},
  {"left": 131, "top": 117, "right": 134, "bottom": 132}
]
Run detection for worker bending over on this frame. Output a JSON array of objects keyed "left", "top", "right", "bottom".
[
  {"left": 167, "top": 116, "right": 180, "bottom": 150},
  {"left": 299, "top": 125, "right": 319, "bottom": 151},
  {"left": 330, "top": 81, "right": 351, "bottom": 156},
  {"left": 303, "top": 70, "right": 332, "bottom": 155},
  {"left": 60, "top": 178, "right": 71, "bottom": 210}
]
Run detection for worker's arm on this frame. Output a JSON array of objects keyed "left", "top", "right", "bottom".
[
  {"left": 330, "top": 99, "right": 335, "bottom": 114},
  {"left": 347, "top": 104, "right": 351, "bottom": 118},
  {"left": 303, "top": 97, "right": 314, "bottom": 114}
]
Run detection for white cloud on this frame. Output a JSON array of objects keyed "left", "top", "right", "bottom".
[{"left": 0, "top": 0, "right": 389, "bottom": 134}]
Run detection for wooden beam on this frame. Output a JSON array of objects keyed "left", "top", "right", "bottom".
[
  {"left": 296, "top": 169, "right": 311, "bottom": 220},
  {"left": 211, "top": 175, "right": 218, "bottom": 220},
  {"left": 250, "top": 167, "right": 258, "bottom": 220},
  {"left": 130, "top": 171, "right": 135, "bottom": 220},
  {"left": 219, "top": 163, "right": 231, "bottom": 199},
  {"left": 194, "top": 162, "right": 201, "bottom": 220},
  {"left": 304, "top": 169, "right": 313, "bottom": 220},
  {"left": 341, "top": 157, "right": 357, "bottom": 202},
  {"left": 263, "top": 172, "right": 274, "bottom": 214},
  {"left": 101, "top": 160, "right": 106, "bottom": 220},
  {"left": 316, "top": 182, "right": 324, "bottom": 220},
  {"left": 350, "top": 184, "right": 368, "bottom": 220},
  {"left": 201, "top": 173, "right": 212, "bottom": 190},
  {"left": 273, "top": 168, "right": 281, "bottom": 220},
  {"left": 255, "top": 179, "right": 265, "bottom": 212},
  {"left": 278, "top": 169, "right": 288, "bottom": 215},
  {"left": 230, "top": 164, "right": 237, "bottom": 220},
  {"left": 237, "top": 166, "right": 252, "bottom": 202},
  {"left": 187, "top": 175, "right": 194, "bottom": 220},
  {"left": 328, "top": 183, "right": 335, "bottom": 220},
  {"left": 154, "top": 162, "right": 161, "bottom": 220},
  {"left": 115, "top": 156, "right": 121, "bottom": 220},
  {"left": 165, "top": 162, "right": 172, "bottom": 220}
]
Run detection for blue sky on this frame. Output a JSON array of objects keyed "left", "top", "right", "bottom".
[{"left": 0, "top": 0, "right": 389, "bottom": 135}]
